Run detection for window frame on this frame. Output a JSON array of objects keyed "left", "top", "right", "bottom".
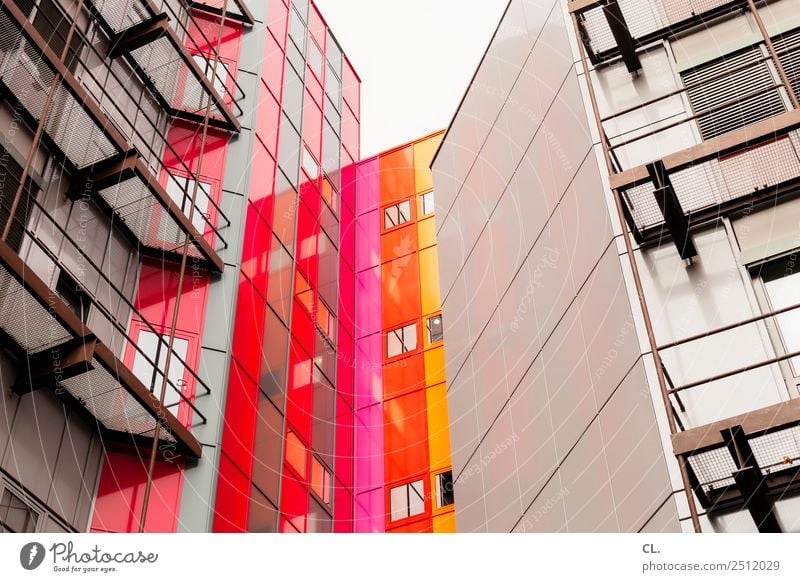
[
  {"left": 426, "top": 313, "right": 444, "bottom": 346},
  {"left": 751, "top": 257, "right": 800, "bottom": 395},
  {"left": 382, "top": 199, "right": 413, "bottom": 231},
  {"left": 386, "top": 322, "right": 418, "bottom": 360},
  {"left": 419, "top": 190, "right": 435, "bottom": 217},
  {"left": 433, "top": 470, "right": 455, "bottom": 512},
  {"left": 388, "top": 478, "right": 426, "bottom": 524}
]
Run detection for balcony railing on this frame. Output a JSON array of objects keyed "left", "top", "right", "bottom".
[
  {"left": 87, "top": 0, "right": 244, "bottom": 131},
  {"left": 593, "top": 24, "right": 800, "bottom": 246},
  {"left": 571, "top": 0, "right": 747, "bottom": 68},
  {"left": 0, "top": 189, "right": 209, "bottom": 457},
  {"left": 185, "top": 0, "right": 254, "bottom": 25},
  {"left": 0, "top": 0, "right": 228, "bottom": 271}
]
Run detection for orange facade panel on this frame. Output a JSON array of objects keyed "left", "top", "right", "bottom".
[
  {"left": 381, "top": 222, "right": 418, "bottom": 265},
  {"left": 383, "top": 390, "right": 430, "bottom": 482},
  {"left": 381, "top": 254, "right": 421, "bottom": 330},
  {"left": 378, "top": 145, "right": 415, "bottom": 205},
  {"left": 383, "top": 353, "right": 426, "bottom": 400}
]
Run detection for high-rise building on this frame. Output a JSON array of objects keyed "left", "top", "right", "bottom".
[
  {"left": 0, "top": 0, "right": 360, "bottom": 534},
  {"left": 352, "top": 131, "right": 456, "bottom": 533},
  {"left": 433, "top": 0, "right": 800, "bottom": 533}
]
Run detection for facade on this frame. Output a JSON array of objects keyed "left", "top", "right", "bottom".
[
  {"left": 353, "top": 131, "right": 456, "bottom": 533},
  {"left": 0, "top": 0, "right": 361, "bottom": 534},
  {"left": 433, "top": 0, "right": 800, "bottom": 533}
]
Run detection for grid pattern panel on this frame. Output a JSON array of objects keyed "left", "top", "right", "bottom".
[
  {"left": 580, "top": 0, "right": 742, "bottom": 57},
  {"left": 0, "top": 13, "right": 118, "bottom": 168},
  {"left": 623, "top": 132, "right": 800, "bottom": 231},
  {"left": 97, "top": 177, "right": 208, "bottom": 259},
  {"left": 0, "top": 267, "right": 73, "bottom": 352},
  {"left": 60, "top": 359, "right": 178, "bottom": 442}
]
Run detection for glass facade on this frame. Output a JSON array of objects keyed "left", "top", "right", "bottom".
[{"left": 353, "top": 132, "right": 456, "bottom": 533}]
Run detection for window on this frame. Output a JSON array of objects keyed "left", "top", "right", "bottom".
[
  {"left": 131, "top": 330, "right": 189, "bottom": 409},
  {"left": 310, "top": 457, "right": 331, "bottom": 504},
  {"left": 316, "top": 298, "right": 335, "bottom": 341},
  {"left": 387, "top": 323, "right": 417, "bottom": 358},
  {"left": 192, "top": 53, "right": 229, "bottom": 97},
  {"left": 389, "top": 480, "right": 425, "bottom": 522},
  {"left": 426, "top": 314, "right": 443, "bottom": 344},
  {"left": 760, "top": 263, "right": 800, "bottom": 383},
  {"left": 307, "top": 39, "right": 323, "bottom": 81},
  {"left": 0, "top": 487, "right": 38, "bottom": 533},
  {"left": 420, "top": 191, "right": 435, "bottom": 216},
  {"left": 288, "top": 6, "right": 306, "bottom": 53},
  {"left": 0, "top": 145, "right": 36, "bottom": 253},
  {"left": 321, "top": 176, "right": 338, "bottom": 214},
  {"left": 165, "top": 175, "right": 212, "bottom": 235},
  {"left": 56, "top": 270, "right": 89, "bottom": 323},
  {"left": 302, "top": 146, "right": 319, "bottom": 180},
  {"left": 434, "top": 471, "right": 454, "bottom": 509},
  {"left": 285, "top": 430, "right": 307, "bottom": 479},
  {"left": 383, "top": 200, "right": 411, "bottom": 229},
  {"left": 295, "top": 271, "right": 314, "bottom": 314}
]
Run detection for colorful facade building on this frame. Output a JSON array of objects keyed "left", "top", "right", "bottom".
[
  {"left": 353, "top": 131, "right": 456, "bottom": 533},
  {"left": 0, "top": 0, "right": 362, "bottom": 534}
]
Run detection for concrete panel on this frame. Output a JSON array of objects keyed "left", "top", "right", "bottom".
[
  {"left": 640, "top": 497, "right": 681, "bottom": 533},
  {"left": 481, "top": 406, "right": 523, "bottom": 532},
  {"left": 541, "top": 301, "right": 596, "bottom": 459},
  {"left": 599, "top": 362, "right": 672, "bottom": 532},
  {"left": 514, "top": 472, "right": 568, "bottom": 533},
  {"left": 578, "top": 245, "right": 638, "bottom": 407},
  {"left": 510, "top": 356, "right": 558, "bottom": 508},
  {"left": 560, "top": 420, "right": 619, "bottom": 532},
  {"left": 453, "top": 449, "right": 488, "bottom": 533}
]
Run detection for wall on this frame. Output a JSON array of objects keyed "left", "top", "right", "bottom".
[{"left": 432, "top": 0, "right": 677, "bottom": 532}]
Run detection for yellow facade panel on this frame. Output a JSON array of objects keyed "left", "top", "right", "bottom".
[
  {"left": 426, "top": 382, "right": 452, "bottom": 472},
  {"left": 418, "top": 246, "right": 442, "bottom": 316}
]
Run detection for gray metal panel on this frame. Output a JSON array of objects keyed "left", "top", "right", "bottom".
[
  {"left": 560, "top": 420, "right": 619, "bottom": 532},
  {"left": 47, "top": 410, "right": 94, "bottom": 526},
  {"left": 2, "top": 390, "right": 67, "bottom": 502},
  {"left": 599, "top": 361, "right": 672, "bottom": 532}
]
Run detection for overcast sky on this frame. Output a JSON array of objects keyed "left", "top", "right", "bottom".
[{"left": 314, "top": 0, "right": 508, "bottom": 157}]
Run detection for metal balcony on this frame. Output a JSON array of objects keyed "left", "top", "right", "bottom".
[
  {"left": 570, "top": 0, "right": 747, "bottom": 70},
  {"left": 87, "top": 0, "right": 243, "bottom": 131},
  {"left": 186, "top": 0, "right": 254, "bottom": 25},
  {"left": 674, "top": 399, "right": 800, "bottom": 530},
  {"left": 0, "top": 238, "right": 202, "bottom": 458},
  {"left": 0, "top": 0, "right": 224, "bottom": 272}
]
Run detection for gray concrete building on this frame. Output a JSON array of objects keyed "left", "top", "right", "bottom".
[{"left": 433, "top": 0, "right": 800, "bottom": 533}]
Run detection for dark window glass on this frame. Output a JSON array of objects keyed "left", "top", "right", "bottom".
[
  {"left": 435, "top": 471, "right": 454, "bottom": 509},
  {"left": 427, "top": 314, "right": 443, "bottom": 344}
]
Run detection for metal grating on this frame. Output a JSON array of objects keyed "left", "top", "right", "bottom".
[
  {"left": 90, "top": 0, "right": 240, "bottom": 128},
  {"left": 0, "top": 11, "right": 118, "bottom": 169},
  {"left": 93, "top": 0, "right": 150, "bottom": 31},
  {"left": 188, "top": 0, "right": 245, "bottom": 19},
  {"left": 60, "top": 360, "right": 177, "bottom": 442},
  {"left": 683, "top": 47, "right": 786, "bottom": 140},
  {"left": 687, "top": 447, "right": 738, "bottom": 494},
  {"left": 96, "top": 176, "right": 207, "bottom": 260},
  {"left": 686, "top": 425, "right": 800, "bottom": 500},
  {"left": 0, "top": 267, "right": 73, "bottom": 353},
  {"left": 623, "top": 131, "right": 800, "bottom": 231},
  {"left": 580, "top": 0, "right": 742, "bottom": 60}
]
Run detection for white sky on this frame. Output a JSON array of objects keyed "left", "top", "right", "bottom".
[{"left": 314, "top": 0, "right": 509, "bottom": 157}]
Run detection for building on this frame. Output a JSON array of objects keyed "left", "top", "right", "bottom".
[
  {"left": 433, "top": 0, "right": 800, "bottom": 533},
  {"left": 353, "top": 131, "right": 456, "bottom": 533},
  {"left": 0, "top": 0, "right": 360, "bottom": 534}
]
